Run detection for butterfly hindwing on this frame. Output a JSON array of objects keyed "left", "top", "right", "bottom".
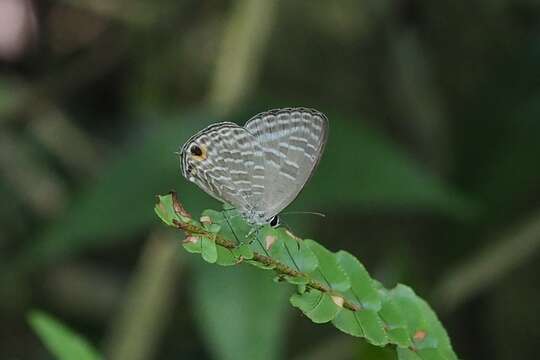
[{"left": 244, "top": 108, "right": 328, "bottom": 219}]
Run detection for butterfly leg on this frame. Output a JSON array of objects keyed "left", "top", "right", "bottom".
[
  {"left": 246, "top": 225, "right": 263, "bottom": 245},
  {"left": 249, "top": 226, "right": 272, "bottom": 256},
  {"left": 222, "top": 210, "right": 241, "bottom": 244},
  {"left": 246, "top": 226, "right": 257, "bottom": 240}
]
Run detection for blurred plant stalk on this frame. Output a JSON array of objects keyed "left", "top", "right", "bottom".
[
  {"left": 0, "top": 29, "right": 128, "bottom": 215},
  {"left": 434, "top": 210, "right": 540, "bottom": 311},
  {"left": 105, "top": 230, "right": 182, "bottom": 360},
  {"left": 28, "top": 102, "right": 102, "bottom": 177},
  {"left": 0, "top": 22, "right": 126, "bottom": 217},
  {"left": 0, "top": 132, "right": 67, "bottom": 216},
  {"left": 44, "top": 262, "right": 126, "bottom": 321},
  {"left": 105, "top": 1, "right": 279, "bottom": 359},
  {"left": 385, "top": 30, "right": 450, "bottom": 176},
  {"left": 207, "top": 0, "right": 277, "bottom": 115},
  {"left": 0, "top": 100, "right": 100, "bottom": 218}
]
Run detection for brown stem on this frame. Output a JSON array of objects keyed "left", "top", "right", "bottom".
[{"left": 171, "top": 218, "right": 361, "bottom": 312}]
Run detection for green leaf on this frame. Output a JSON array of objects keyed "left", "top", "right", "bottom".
[
  {"left": 154, "top": 193, "right": 200, "bottom": 229},
  {"left": 154, "top": 194, "right": 180, "bottom": 226},
  {"left": 336, "top": 251, "right": 381, "bottom": 310},
  {"left": 215, "top": 245, "right": 237, "bottom": 266},
  {"left": 154, "top": 196, "right": 174, "bottom": 226},
  {"left": 213, "top": 243, "right": 252, "bottom": 267},
  {"left": 305, "top": 240, "right": 350, "bottom": 292},
  {"left": 232, "top": 243, "right": 254, "bottom": 260},
  {"left": 159, "top": 197, "right": 459, "bottom": 358},
  {"left": 193, "top": 265, "right": 288, "bottom": 360},
  {"left": 265, "top": 228, "right": 318, "bottom": 273},
  {"left": 180, "top": 207, "right": 255, "bottom": 265},
  {"left": 205, "top": 223, "right": 222, "bottom": 234},
  {"left": 332, "top": 309, "right": 364, "bottom": 337},
  {"left": 282, "top": 275, "right": 309, "bottom": 285},
  {"left": 290, "top": 289, "right": 341, "bottom": 324},
  {"left": 388, "top": 285, "right": 457, "bottom": 359},
  {"left": 397, "top": 348, "right": 423, "bottom": 360},
  {"left": 201, "top": 237, "right": 218, "bottom": 263},
  {"left": 28, "top": 310, "right": 102, "bottom": 360},
  {"left": 333, "top": 309, "right": 388, "bottom": 346},
  {"left": 203, "top": 207, "right": 252, "bottom": 241},
  {"left": 182, "top": 237, "right": 202, "bottom": 254},
  {"left": 249, "top": 232, "right": 272, "bottom": 255},
  {"left": 247, "top": 259, "right": 275, "bottom": 270},
  {"left": 355, "top": 310, "right": 389, "bottom": 346},
  {"left": 379, "top": 290, "right": 412, "bottom": 348}
]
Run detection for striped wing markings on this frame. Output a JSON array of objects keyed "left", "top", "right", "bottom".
[{"left": 244, "top": 108, "right": 328, "bottom": 218}]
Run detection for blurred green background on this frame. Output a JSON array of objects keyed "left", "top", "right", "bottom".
[{"left": 1, "top": 0, "right": 540, "bottom": 359}]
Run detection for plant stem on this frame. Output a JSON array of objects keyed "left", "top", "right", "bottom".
[{"left": 172, "top": 219, "right": 361, "bottom": 312}]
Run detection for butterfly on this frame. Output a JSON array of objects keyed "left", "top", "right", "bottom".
[{"left": 179, "top": 107, "right": 328, "bottom": 229}]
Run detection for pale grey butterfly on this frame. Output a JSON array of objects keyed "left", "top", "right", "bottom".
[{"left": 179, "top": 108, "right": 328, "bottom": 230}]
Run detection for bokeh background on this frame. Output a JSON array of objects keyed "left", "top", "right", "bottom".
[{"left": 1, "top": 0, "right": 540, "bottom": 359}]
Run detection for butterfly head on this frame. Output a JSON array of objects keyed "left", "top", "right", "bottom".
[
  {"left": 269, "top": 215, "right": 280, "bottom": 228},
  {"left": 179, "top": 140, "right": 209, "bottom": 180}
]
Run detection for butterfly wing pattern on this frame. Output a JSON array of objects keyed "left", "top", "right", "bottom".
[
  {"left": 180, "top": 122, "right": 267, "bottom": 221},
  {"left": 180, "top": 108, "right": 328, "bottom": 226},
  {"left": 244, "top": 108, "right": 328, "bottom": 220}
]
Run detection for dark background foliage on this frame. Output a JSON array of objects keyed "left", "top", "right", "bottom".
[{"left": 1, "top": 1, "right": 540, "bottom": 359}]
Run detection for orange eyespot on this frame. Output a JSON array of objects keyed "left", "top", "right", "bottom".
[{"left": 190, "top": 144, "right": 207, "bottom": 161}]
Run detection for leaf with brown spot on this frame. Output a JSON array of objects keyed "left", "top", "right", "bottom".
[
  {"left": 331, "top": 295, "right": 345, "bottom": 308},
  {"left": 171, "top": 191, "right": 191, "bottom": 218},
  {"left": 265, "top": 235, "right": 277, "bottom": 250}
]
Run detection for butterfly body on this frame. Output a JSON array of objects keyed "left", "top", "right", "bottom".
[{"left": 179, "top": 108, "right": 328, "bottom": 227}]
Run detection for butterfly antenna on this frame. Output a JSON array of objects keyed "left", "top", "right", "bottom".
[
  {"left": 254, "top": 227, "right": 271, "bottom": 256},
  {"left": 279, "top": 218, "right": 292, "bottom": 232},
  {"left": 282, "top": 211, "right": 326, "bottom": 218},
  {"left": 278, "top": 218, "right": 303, "bottom": 271}
]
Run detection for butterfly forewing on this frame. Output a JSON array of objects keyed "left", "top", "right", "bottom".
[
  {"left": 244, "top": 108, "right": 328, "bottom": 219},
  {"left": 180, "top": 123, "right": 266, "bottom": 217}
]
